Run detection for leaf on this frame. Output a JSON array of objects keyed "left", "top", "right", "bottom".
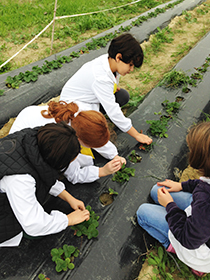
[
  {"left": 153, "top": 267, "right": 159, "bottom": 274},
  {"left": 51, "top": 248, "right": 64, "bottom": 262},
  {"left": 63, "top": 244, "right": 76, "bottom": 258},
  {"left": 55, "top": 258, "right": 67, "bottom": 272},
  {"left": 148, "top": 257, "right": 157, "bottom": 265},
  {"left": 158, "top": 246, "right": 164, "bottom": 261},
  {"left": 68, "top": 262, "right": 75, "bottom": 270}
]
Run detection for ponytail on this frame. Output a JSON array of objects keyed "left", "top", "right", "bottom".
[
  {"left": 41, "top": 101, "right": 78, "bottom": 123},
  {"left": 41, "top": 101, "right": 110, "bottom": 148}
]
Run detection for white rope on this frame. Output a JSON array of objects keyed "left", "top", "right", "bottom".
[
  {"left": 0, "top": 0, "right": 142, "bottom": 69},
  {"left": 0, "top": 20, "right": 54, "bottom": 69}
]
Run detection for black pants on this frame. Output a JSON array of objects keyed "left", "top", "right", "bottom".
[{"left": 100, "top": 88, "right": 130, "bottom": 114}]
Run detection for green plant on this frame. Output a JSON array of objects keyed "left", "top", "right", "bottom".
[
  {"left": 112, "top": 163, "right": 135, "bottom": 183},
  {"left": 0, "top": 89, "right": 4, "bottom": 96},
  {"left": 145, "top": 245, "right": 210, "bottom": 279},
  {"left": 161, "top": 99, "right": 181, "bottom": 115},
  {"left": 146, "top": 117, "right": 169, "bottom": 138},
  {"left": 139, "top": 142, "right": 154, "bottom": 151},
  {"left": 128, "top": 150, "right": 142, "bottom": 163},
  {"left": 71, "top": 205, "right": 99, "bottom": 239},
  {"left": 51, "top": 244, "right": 79, "bottom": 273},
  {"left": 108, "top": 188, "right": 118, "bottom": 195},
  {"left": 158, "top": 69, "right": 190, "bottom": 88},
  {"left": 38, "top": 274, "right": 50, "bottom": 280}
]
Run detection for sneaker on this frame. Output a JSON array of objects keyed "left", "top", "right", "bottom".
[
  {"left": 166, "top": 243, "right": 176, "bottom": 254},
  {"left": 191, "top": 268, "right": 206, "bottom": 277}
]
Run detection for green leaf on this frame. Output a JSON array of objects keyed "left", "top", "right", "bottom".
[
  {"left": 63, "top": 244, "right": 76, "bottom": 258},
  {"left": 153, "top": 267, "right": 159, "bottom": 274},
  {"left": 55, "top": 258, "right": 67, "bottom": 272},
  {"left": 158, "top": 246, "right": 164, "bottom": 261},
  {"left": 51, "top": 248, "right": 64, "bottom": 262},
  {"left": 68, "top": 262, "right": 75, "bottom": 270},
  {"left": 148, "top": 257, "right": 157, "bottom": 265}
]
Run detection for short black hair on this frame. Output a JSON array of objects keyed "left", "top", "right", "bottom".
[
  {"left": 37, "top": 122, "right": 80, "bottom": 171},
  {"left": 108, "top": 33, "right": 144, "bottom": 68}
]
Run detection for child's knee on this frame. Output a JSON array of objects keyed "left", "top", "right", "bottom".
[
  {"left": 150, "top": 184, "right": 159, "bottom": 201},
  {"left": 136, "top": 203, "right": 150, "bottom": 226}
]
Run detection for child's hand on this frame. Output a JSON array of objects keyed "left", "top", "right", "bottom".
[
  {"left": 70, "top": 198, "right": 85, "bottom": 211},
  {"left": 114, "top": 155, "right": 126, "bottom": 165},
  {"left": 135, "top": 133, "right": 153, "bottom": 145},
  {"left": 157, "top": 179, "right": 182, "bottom": 192},
  {"left": 67, "top": 209, "right": 90, "bottom": 226},
  {"left": 158, "top": 187, "right": 174, "bottom": 208},
  {"left": 99, "top": 158, "right": 122, "bottom": 177}
]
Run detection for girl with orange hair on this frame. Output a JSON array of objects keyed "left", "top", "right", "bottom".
[{"left": 10, "top": 101, "right": 126, "bottom": 184}]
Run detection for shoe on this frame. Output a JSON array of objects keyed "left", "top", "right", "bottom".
[
  {"left": 166, "top": 243, "right": 176, "bottom": 254},
  {"left": 191, "top": 268, "right": 206, "bottom": 277}
]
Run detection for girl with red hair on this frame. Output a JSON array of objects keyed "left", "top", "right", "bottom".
[{"left": 10, "top": 101, "right": 126, "bottom": 184}]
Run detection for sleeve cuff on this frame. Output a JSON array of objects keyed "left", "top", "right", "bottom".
[{"left": 49, "top": 180, "right": 65, "bottom": 197}]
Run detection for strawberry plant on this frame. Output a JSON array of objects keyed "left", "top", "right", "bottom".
[
  {"left": 108, "top": 188, "right": 118, "bottom": 195},
  {"left": 71, "top": 205, "right": 99, "bottom": 239},
  {"left": 146, "top": 117, "right": 169, "bottom": 138},
  {"left": 112, "top": 163, "right": 135, "bottom": 183},
  {"left": 161, "top": 99, "right": 181, "bottom": 115},
  {"left": 128, "top": 150, "right": 142, "bottom": 163},
  {"left": 139, "top": 142, "right": 154, "bottom": 152},
  {"left": 38, "top": 274, "right": 50, "bottom": 280},
  {"left": 51, "top": 244, "right": 79, "bottom": 273}
]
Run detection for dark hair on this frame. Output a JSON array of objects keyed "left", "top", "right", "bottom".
[
  {"left": 186, "top": 121, "right": 210, "bottom": 177},
  {"left": 108, "top": 33, "right": 144, "bottom": 68},
  {"left": 41, "top": 101, "right": 110, "bottom": 148},
  {"left": 37, "top": 122, "right": 80, "bottom": 171}
]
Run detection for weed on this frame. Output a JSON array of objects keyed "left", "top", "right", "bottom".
[
  {"left": 127, "top": 95, "right": 144, "bottom": 107},
  {"left": 128, "top": 150, "right": 142, "bottom": 163},
  {"left": 112, "top": 163, "right": 135, "bottom": 183},
  {"left": 71, "top": 205, "right": 99, "bottom": 239},
  {"left": 51, "top": 244, "right": 79, "bottom": 272},
  {"left": 182, "top": 10, "right": 197, "bottom": 23},
  {"left": 144, "top": 245, "right": 210, "bottom": 279},
  {"left": 158, "top": 69, "right": 190, "bottom": 88},
  {"left": 108, "top": 188, "right": 118, "bottom": 195}
]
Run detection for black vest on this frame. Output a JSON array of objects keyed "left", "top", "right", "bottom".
[{"left": 0, "top": 127, "right": 59, "bottom": 243}]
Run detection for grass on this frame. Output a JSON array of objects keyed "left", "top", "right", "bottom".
[
  {"left": 0, "top": 0, "right": 172, "bottom": 72},
  {"left": 138, "top": 244, "right": 210, "bottom": 280}
]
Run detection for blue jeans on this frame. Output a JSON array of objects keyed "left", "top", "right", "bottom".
[{"left": 136, "top": 184, "right": 193, "bottom": 248}]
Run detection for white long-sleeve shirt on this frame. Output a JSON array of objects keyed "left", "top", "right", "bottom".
[
  {"left": 10, "top": 105, "right": 118, "bottom": 184},
  {"left": 60, "top": 54, "right": 132, "bottom": 133},
  {"left": 0, "top": 174, "right": 68, "bottom": 247}
]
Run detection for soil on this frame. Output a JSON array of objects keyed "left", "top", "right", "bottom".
[
  {"left": 99, "top": 193, "right": 114, "bottom": 206},
  {"left": 0, "top": 1, "right": 210, "bottom": 279}
]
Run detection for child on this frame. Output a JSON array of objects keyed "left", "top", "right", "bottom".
[
  {"left": 136, "top": 121, "right": 210, "bottom": 276},
  {"left": 10, "top": 101, "right": 126, "bottom": 184},
  {"left": 60, "top": 33, "right": 152, "bottom": 146},
  {"left": 0, "top": 122, "right": 90, "bottom": 247}
]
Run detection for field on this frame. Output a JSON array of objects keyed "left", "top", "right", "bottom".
[{"left": 1, "top": 0, "right": 210, "bottom": 279}]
